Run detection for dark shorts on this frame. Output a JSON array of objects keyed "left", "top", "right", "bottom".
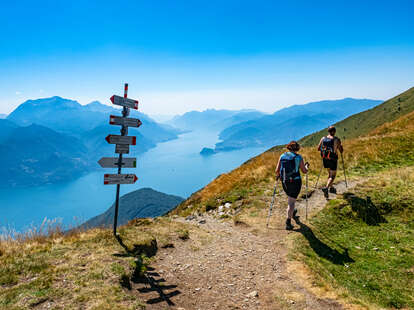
[
  {"left": 323, "top": 158, "right": 338, "bottom": 171},
  {"left": 282, "top": 179, "right": 302, "bottom": 199}
]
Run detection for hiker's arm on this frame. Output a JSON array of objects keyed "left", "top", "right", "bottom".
[
  {"left": 336, "top": 138, "right": 344, "bottom": 153},
  {"left": 275, "top": 159, "right": 281, "bottom": 179},
  {"left": 300, "top": 159, "right": 309, "bottom": 174},
  {"left": 317, "top": 138, "right": 323, "bottom": 151}
]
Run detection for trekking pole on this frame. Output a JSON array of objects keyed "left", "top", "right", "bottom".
[
  {"left": 314, "top": 160, "right": 323, "bottom": 190},
  {"left": 341, "top": 152, "right": 348, "bottom": 188},
  {"left": 266, "top": 177, "right": 279, "bottom": 228},
  {"left": 305, "top": 171, "right": 309, "bottom": 221}
]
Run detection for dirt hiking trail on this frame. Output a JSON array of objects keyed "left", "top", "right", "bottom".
[{"left": 131, "top": 181, "right": 359, "bottom": 309}]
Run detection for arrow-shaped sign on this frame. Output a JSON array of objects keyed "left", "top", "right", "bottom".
[
  {"left": 110, "top": 95, "right": 139, "bottom": 110},
  {"left": 109, "top": 115, "right": 142, "bottom": 128},
  {"left": 104, "top": 174, "right": 138, "bottom": 185},
  {"left": 98, "top": 157, "right": 137, "bottom": 168},
  {"left": 105, "top": 135, "right": 136, "bottom": 145}
]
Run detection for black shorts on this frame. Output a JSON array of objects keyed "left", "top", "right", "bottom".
[
  {"left": 282, "top": 179, "right": 302, "bottom": 199},
  {"left": 323, "top": 158, "right": 338, "bottom": 171}
]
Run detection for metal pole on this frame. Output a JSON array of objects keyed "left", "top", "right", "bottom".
[
  {"left": 305, "top": 171, "right": 309, "bottom": 221},
  {"left": 266, "top": 178, "right": 278, "bottom": 228},
  {"left": 314, "top": 160, "right": 323, "bottom": 190},
  {"left": 113, "top": 83, "right": 129, "bottom": 237},
  {"left": 341, "top": 152, "right": 348, "bottom": 188}
]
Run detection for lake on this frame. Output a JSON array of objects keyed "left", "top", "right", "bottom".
[{"left": 0, "top": 130, "right": 267, "bottom": 232}]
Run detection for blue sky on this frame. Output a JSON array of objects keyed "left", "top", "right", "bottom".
[{"left": 1, "top": 0, "right": 414, "bottom": 115}]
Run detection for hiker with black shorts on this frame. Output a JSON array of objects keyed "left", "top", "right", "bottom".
[
  {"left": 275, "top": 141, "right": 309, "bottom": 230},
  {"left": 317, "top": 126, "right": 343, "bottom": 199}
]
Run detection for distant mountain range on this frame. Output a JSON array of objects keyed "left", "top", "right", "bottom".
[
  {"left": 0, "top": 113, "right": 7, "bottom": 119},
  {"left": 169, "top": 109, "right": 266, "bottom": 131},
  {"left": 214, "top": 98, "right": 383, "bottom": 152},
  {"left": 79, "top": 188, "right": 184, "bottom": 229},
  {"left": 1, "top": 96, "right": 181, "bottom": 187}
]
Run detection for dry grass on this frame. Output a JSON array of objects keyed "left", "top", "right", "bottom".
[{"left": 0, "top": 218, "right": 196, "bottom": 309}]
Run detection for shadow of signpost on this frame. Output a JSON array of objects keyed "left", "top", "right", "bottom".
[
  {"left": 132, "top": 266, "right": 181, "bottom": 306},
  {"left": 293, "top": 216, "right": 354, "bottom": 265},
  {"left": 113, "top": 235, "right": 181, "bottom": 306}
]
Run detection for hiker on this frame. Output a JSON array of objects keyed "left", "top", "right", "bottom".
[
  {"left": 317, "top": 125, "right": 343, "bottom": 199},
  {"left": 275, "top": 141, "right": 309, "bottom": 230}
]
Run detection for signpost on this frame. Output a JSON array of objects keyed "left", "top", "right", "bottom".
[
  {"left": 98, "top": 157, "right": 137, "bottom": 168},
  {"left": 110, "top": 115, "right": 142, "bottom": 128},
  {"left": 110, "top": 95, "right": 139, "bottom": 109},
  {"left": 98, "top": 83, "right": 140, "bottom": 238},
  {"left": 104, "top": 174, "right": 138, "bottom": 184},
  {"left": 105, "top": 134, "right": 136, "bottom": 145}
]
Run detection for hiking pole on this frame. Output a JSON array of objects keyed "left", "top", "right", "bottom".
[
  {"left": 341, "top": 152, "right": 348, "bottom": 188},
  {"left": 314, "top": 160, "right": 323, "bottom": 190},
  {"left": 305, "top": 171, "right": 309, "bottom": 221},
  {"left": 266, "top": 177, "right": 279, "bottom": 228}
]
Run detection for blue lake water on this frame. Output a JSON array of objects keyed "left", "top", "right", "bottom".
[{"left": 0, "top": 130, "right": 267, "bottom": 232}]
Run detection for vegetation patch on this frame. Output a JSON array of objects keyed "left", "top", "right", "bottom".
[{"left": 293, "top": 169, "right": 414, "bottom": 309}]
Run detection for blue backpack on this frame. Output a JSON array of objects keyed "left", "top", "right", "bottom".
[{"left": 280, "top": 152, "right": 300, "bottom": 183}]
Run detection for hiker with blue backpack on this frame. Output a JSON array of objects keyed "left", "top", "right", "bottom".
[
  {"left": 317, "top": 126, "right": 344, "bottom": 199},
  {"left": 275, "top": 141, "right": 309, "bottom": 230}
]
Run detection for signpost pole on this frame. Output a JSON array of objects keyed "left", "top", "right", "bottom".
[{"left": 113, "top": 83, "right": 129, "bottom": 237}]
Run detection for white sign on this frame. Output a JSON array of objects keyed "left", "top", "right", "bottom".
[
  {"left": 98, "top": 157, "right": 137, "bottom": 168},
  {"left": 110, "top": 95, "right": 139, "bottom": 110},
  {"left": 104, "top": 174, "right": 138, "bottom": 185},
  {"left": 105, "top": 135, "right": 136, "bottom": 145},
  {"left": 109, "top": 115, "right": 142, "bottom": 128}
]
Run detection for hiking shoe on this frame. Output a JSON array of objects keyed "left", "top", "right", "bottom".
[
  {"left": 286, "top": 219, "right": 294, "bottom": 230},
  {"left": 322, "top": 187, "right": 329, "bottom": 199},
  {"left": 329, "top": 187, "right": 337, "bottom": 194}
]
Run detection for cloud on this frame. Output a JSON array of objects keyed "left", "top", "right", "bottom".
[{"left": 15, "top": 91, "right": 21, "bottom": 95}]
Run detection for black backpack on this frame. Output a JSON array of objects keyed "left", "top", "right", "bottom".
[{"left": 320, "top": 137, "right": 337, "bottom": 160}]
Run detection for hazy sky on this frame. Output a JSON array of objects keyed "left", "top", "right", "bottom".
[{"left": 1, "top": 0, "right": 414, "bottom": 115}]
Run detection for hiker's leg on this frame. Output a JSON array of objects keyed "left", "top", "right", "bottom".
[
  {"left": 325, "top": 169, "right": 331, "bottom": 187},
  {"left": 327, "top": 170, "right": 337, "bottom": 188},
  {"left": 287, "top": 196, "right": 296, "bottom": 219}
]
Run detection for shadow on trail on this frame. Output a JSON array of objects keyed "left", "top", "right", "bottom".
[
  {"left": 293, "top": 216, "right": 355, "bottom": 265},
  {"left": 113, "top": 234, "right": 181, "bottom": 306}
]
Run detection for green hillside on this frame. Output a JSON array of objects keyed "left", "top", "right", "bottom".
[{"left": 300, "top": 87, "right": 414, "bottom": 146}]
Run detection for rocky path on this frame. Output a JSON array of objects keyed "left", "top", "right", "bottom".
[{"left": 132, "top": 181, "right": 356, "bottom": 309}]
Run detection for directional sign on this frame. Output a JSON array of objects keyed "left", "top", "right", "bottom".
[
  {"left": 109, "top": 115, "right": 142, "bottom": 128},
  {"left": 110, "top": 95, "right": 139, "bottom": 110},
  {"left": 104, "top": 174, "right": 138, "bottom": 185},
  {"left": 105, "top": 135, "right": 136, "bottom": 145},
  {"left": 98, "top": 157, "right": 137, "bottom": 168},
  {"left": 115, "top": 144, "right": 130, "bottom": 154}
]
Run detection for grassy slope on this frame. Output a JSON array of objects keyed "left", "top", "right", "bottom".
[
  {"left": 300, "top": 86, "right": 414, "bottom": 146},
  {"left": 293, "top": 168, "right": 414, "bottom": 309},
  {"left": 0, "top": 218, "right": 193, "bottom": 309}
]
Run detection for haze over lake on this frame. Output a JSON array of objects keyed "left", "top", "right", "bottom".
[{"left": 0, "top": 130, "right": 267, "bottom": 232}]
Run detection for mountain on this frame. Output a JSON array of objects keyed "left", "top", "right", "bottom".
[
  {"left": 169, "top": 109, "right": 266, "bottom": 131},
  {"left": 300, "top": 87, "right": 414, "bottom": 146},
  {"left": 4, "top": 97, "right": 180, "bottom": 185},
  {"left": 0, "top": 124, "right": 90, "bottom": 187},
  {"left": 80, "top": 188, "right": 184, "bottom": 229},
  {"left": 0, "top": 119, "right": 18, "bottom": 143},
  {"left": 7, "top": 97, "right": 178, "bottom": 144},
  {"left": 215, "top": 98, "right": 382, "bottom": 151},
  {"left": 0, "top": 113, "right": 7, "bottom": 119}
]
